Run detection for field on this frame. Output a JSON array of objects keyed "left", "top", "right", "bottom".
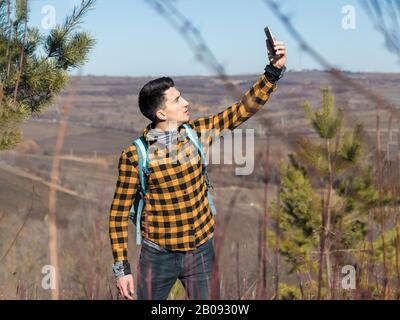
[{"left": 1, "top": 70, "right": 399, "bottom": 299}]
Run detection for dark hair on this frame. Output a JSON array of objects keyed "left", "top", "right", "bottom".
[{"left": 138, "top": 77, "right": 175, "bottom": 123}]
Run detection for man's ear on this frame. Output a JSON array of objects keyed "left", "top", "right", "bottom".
[{"left": 155, "top": 109, "right": 167, "bottom": 121}]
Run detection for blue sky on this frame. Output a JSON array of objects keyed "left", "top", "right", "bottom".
[{"left": 28, "top": 0, "right": 400, "bottom": 76}]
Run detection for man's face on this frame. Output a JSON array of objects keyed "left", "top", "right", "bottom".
[{"left": 156, "top": 86, "right": 190, "bottom": 125}]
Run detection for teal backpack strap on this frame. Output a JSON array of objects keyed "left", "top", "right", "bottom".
[
  {"left": 129, "top": 135, "right": 149, "bottom": 245},
  {"left": 183, "top": 123, "right": 207, "bottom": 167},
  {"left": 182, "top": 124, "right": 216, "bottom": 216}
]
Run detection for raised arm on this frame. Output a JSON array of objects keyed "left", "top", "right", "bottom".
[{"left": 188, "top": 40, "right": 287, "bottom": 149}]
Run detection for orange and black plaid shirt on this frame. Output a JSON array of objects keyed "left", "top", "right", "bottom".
[{"left": 109, "top": 72, "right": 279, "bottom": 264}]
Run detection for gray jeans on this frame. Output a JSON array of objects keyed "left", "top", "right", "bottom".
[{"left": 137, "top": 236, "right": 220, "bottom": 300}]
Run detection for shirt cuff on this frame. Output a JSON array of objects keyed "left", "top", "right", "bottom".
[
  {"left": 112, "top": 260, "right": 132, "bottom": 280},
  {"left": 264, "top": 64, "right": 286, "bottom": 84}
]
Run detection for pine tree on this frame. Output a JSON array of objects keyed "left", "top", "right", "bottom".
[
  {"left": 336, "top": 162, "right": 400, "bottom": 298},
  {"left": 269, "top": 157, "right": 321, "bottom": 298},
  {"left": 269, "top": 88, "right": 364, "bottom": 299},
  {"left": 296, "top": 88, "right": 363, "bottom": 298},
  {"left": 0, "top": 0, "right": 96, "bottom": 150}
]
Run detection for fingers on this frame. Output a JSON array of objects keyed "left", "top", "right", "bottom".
[
  {"left": 267, "top": 38, "right": 286, "bottom": 64},
  {"left": 121, "top": 282, "right": 134, "bottom": 300},
  {"left": 117, "top": 277, "right": 134, "bottom": 300},
  {"left": 274, "top": 42, "right": 286, "bottom": 57},
  {"left": 128, "top": 277, "right": 135, "bottom": 298},
  {"left": 269, "top": 51, "right": 286, "bottom": 61},
  {"left": 117, "top": 284, "right": 124, "bottom": 299},
  {"left": 267, "top": 40, "right": 286, "bottom": 52},
  {"left": 274, "top": 44, "right": 286, "bottom": 51}
]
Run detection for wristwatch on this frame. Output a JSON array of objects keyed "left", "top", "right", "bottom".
[{"left": 264, "top": 64, "right": 287, "bottom": 83}]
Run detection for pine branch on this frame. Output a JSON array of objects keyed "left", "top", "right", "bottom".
[
  {"left": 15, "top": 0, "right": 27, "bottom": 23},
  {"left": 296, "top": 137, "right": 329, "bottom": 175},
  {"left": 63, "top": 0, "right": 96, "bottom": 34},
  {"left": 46, "top": 0, "right": 96, "bottom": 59},
  {"left": 25, "top": 27, "right": 43, "bottom": 56},
  {"left": 56, "top": 31, "right": 95, "bottom": 69},
  {"left": 0, "top": 0, "right": 95, "bottom": 150},
  {"left": 336, "top": 124, "right": 364, "bottom": 168}
]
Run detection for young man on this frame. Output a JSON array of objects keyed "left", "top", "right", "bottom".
[{"left": 109, "top": 38, "right": 287, "bottom": 300}]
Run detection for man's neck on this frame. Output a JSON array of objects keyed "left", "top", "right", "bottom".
[{"left": 154, "top": 121, "right": 181, "bottom": 132}]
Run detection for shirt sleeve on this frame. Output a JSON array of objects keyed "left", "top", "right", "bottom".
[
  {"left": 109, "top": 148, "right": 139, "bottom": 264},
  {"left": 187, "top": 72, "right": 278, "bottom": 149}
]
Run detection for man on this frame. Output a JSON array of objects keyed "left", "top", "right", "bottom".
[{"left": 109, "top": 37, "right": 287, "bottom": 300}]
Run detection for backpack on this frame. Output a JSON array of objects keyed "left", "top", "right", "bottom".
[{"left": 128, "top": 123, "right": 217, "bottom": 245}]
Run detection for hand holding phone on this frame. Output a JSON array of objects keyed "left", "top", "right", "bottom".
[{"left": 263, "top": 26, "right": 287, "bottom": 69}]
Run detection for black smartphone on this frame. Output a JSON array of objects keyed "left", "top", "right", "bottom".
[{"left": 264, "top": 26, "right": 276, "bottom": 55}]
